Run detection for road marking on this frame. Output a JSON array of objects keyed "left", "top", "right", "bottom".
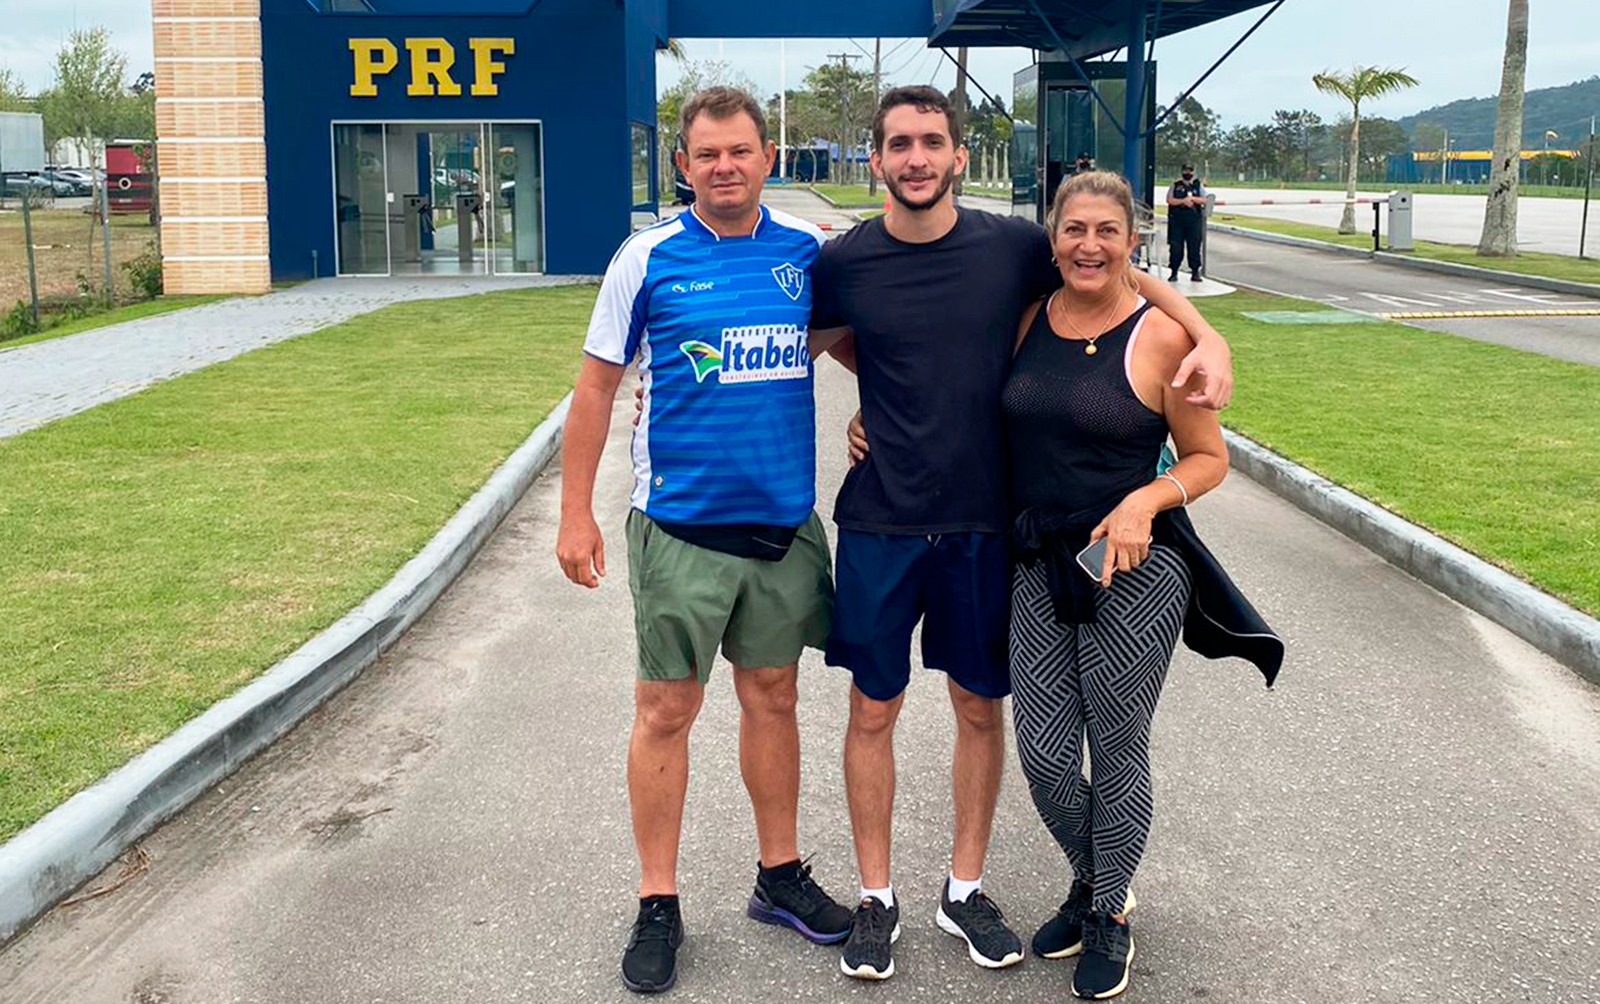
[
  {"left": 1480, "top": 288, "right": 1589, "bottom": 305},
  {"left": 1361, "top": 292, "right": 1446, "bottom": 308},
  {"left": 1376, "top": 308, "right": 1600, "bottom": 319}
]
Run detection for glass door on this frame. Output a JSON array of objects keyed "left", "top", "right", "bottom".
[
  {"left": 486, "top": 122, "right": 544, "bottom": 274},
  {"left": 332, "top": 123, "right": 390, "bottom": 275},
  {"left": 427, "top": 126, "right": 485, "bottom": 272}
]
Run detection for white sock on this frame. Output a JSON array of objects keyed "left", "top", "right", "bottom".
[
  {"left": 947, "top": 874, "right": 982, "bottom": 903},
  {"left": 859, "top": 884, "right": 895, "bottom": 909}
]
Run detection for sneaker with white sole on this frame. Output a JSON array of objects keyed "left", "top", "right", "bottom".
[
  {"left": 1033, "top": 883, "right": 1136, "bottom": 959},
  {"left": 1072, "top": 911, "right": 1135, "bottom": 999},
  {"left": 840, "top": 897, "right": 900, "bottom": 980},
  {"left": 934, "top": 879, "right": 1024, "bottom": 969}
]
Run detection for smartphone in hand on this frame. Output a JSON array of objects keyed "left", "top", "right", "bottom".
[{"left": 1076, "top": 537, "right": 1109, "bottom": 581}]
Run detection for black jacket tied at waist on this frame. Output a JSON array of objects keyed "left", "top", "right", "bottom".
[{"left": 1010, "top": 504, "right": 1284, "bottom": 688}]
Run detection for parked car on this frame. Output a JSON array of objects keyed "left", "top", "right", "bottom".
[
  {"left": 41, "top": 169, "right": 92, "bottom": 196},
  {"left": 44, "top": 168, "right": 94, "bottom": 195},
  {"left": 1, "top": 174, "right": 67, "bottom": 198},
  {"left": 433, "top": 166, "right": 481, "bottom": 190}
]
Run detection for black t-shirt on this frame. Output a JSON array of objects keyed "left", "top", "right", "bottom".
[{"left": 812, "top": 209, "right": 1061, "bottom": 534}]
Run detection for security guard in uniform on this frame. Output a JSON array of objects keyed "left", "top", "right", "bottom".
[{"left": 1166, "top": 164, "right": 1206, "bottom": 281}]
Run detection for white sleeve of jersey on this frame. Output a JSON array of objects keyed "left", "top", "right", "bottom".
[{"left": 582, "top": 238, "right": 650, "bottom": 365}]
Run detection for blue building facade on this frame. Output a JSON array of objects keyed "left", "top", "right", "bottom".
[
  {"left": 248, "top": 0, "right": 1252, "bottom": 282},
  {"left": 260, "top": 0, "right": 673, "bottom": 280}
]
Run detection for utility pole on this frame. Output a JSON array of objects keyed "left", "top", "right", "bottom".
[
  {"left": 825, "top": 52, "right": 860, "bottom": 186},
  {"left": 779, "top": 40, "right": 788, "bottom": 181},
  {"left": 1581, "top": 117, "right": 1595, "bottom": 258},
  {"left": 952, "top": 46, "right": 968, "bottom": 196},
  {"left": 869, "top": 39, "right": 881, "bottom": 197}
]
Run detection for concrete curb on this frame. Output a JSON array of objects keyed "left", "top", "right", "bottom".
[
  {"left": 0, "top": 393, "right": 573, "bottom": 945},
  {"left": 1208, "top": 222, "right": 1600, "bottom": 299},
  {"left": 1224, "top": 429, "right": 1600, "bottom": 687}
]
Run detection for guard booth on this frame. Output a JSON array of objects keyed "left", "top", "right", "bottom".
[{"left": 1011, "top": 59, "right": 1156, "bottom": 224}]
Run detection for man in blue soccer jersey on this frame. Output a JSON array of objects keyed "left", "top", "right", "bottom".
[{"left": 556, "top": 87, "right": 852, "bottom": 994}]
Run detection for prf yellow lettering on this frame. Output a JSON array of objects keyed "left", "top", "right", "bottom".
[
  {"left": 469, "top": 38, "right": 515, "bottom": 96},
  {"left": 348, "top": 38, "right": 398, "bottom": 97},
  {"left": 406, "top": 38, "right": 462, "bottom": 96}
]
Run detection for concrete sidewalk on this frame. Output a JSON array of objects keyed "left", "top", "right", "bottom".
[
  {"left": 3, "top": 367, "right": 1599, "bottom": 1003},
  {"left": 0, "top": 275, "right": 591, "bottom": 440}
]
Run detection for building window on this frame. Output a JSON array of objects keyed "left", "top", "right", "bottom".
[{"left": 631, "top": 122, "right": 655, "bottom": 212}]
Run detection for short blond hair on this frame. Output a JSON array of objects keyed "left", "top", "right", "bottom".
[{"left": 1048, "top": 170, "right": 1144, "bottom": 234}]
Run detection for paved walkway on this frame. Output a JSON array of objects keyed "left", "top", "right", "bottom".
[
  {"left": 4, "top": 367, "right": 1598, "bottom": 1003},
  {"left": 0, "top": 275, "right": 591, "bottom": 440}
]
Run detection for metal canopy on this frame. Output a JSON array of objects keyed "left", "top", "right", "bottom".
[{"left": 930, "top": 0, "right": 1277, "bottom": 58}]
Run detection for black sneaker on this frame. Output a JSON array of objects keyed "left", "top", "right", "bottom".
[
  {"left": 839, "top": 897, "right": 901, "bottom": 980},
  {"left": 747, "top": 858, "right": 853, "bottom": 944},
  {"left": 621, "top": 896, "right": 684, "bottom": 994},
  {"left": 1073, "top": 912, "right": 1135, "bottom": 999},
  {"left": 934, "top": 880, "right": 1024, "bottom": 968},
  {"left": 1033, "top": 883, "right": 1136, "bottom": 959}
]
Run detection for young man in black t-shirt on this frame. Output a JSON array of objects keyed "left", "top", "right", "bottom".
[{"left": 808, "top": 86, "right": 1234, "bottom": 983}]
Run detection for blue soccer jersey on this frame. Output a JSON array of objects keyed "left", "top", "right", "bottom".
[{"left": 583, "top": 205, "right": 825, "bottom": 527}]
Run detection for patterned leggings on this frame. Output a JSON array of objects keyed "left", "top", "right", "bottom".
[{"left": 1009, "top": 546, "right": 1191, "bottom": 915}]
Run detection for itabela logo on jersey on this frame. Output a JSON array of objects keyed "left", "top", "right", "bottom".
[
  {"left": 770, "top": 262, "right": 805, "bottom": 301},
  {"left": 679, "top": 324, "right": 808, "bottom": 385}
]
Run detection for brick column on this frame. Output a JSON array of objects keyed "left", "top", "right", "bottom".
[{"left": 153, "top": 0, "right": 271, "bottom": 294}]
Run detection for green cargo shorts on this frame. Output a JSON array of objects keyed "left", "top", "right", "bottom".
[{"left": 625, "top": 509, "right": 833, "bottom": 683}]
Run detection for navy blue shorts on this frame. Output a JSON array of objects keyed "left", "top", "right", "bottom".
[{"left": 825, "top": 530, "right": 1011, "bottom": 701}]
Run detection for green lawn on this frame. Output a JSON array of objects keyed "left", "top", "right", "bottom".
[
  {"left": 1200, "top": 290, "right": 1600, "bottom": 618},
  {"left": 0, "top": 295, "right": 232, "bottom": 353},
  {"left": 805, "top": 182, "right": 1012, "bottom": 208},
  {"left": 1204, "top": 210, "right": 1600, "bottom": 287},
  {"left": 0, "top": 284, "right": 595, "bottom": 841},
  {"left": 805, "top": 183, "right": 891, "bottom": 208}
]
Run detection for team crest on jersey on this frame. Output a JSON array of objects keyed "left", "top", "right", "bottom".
[
  {"left": 770, "top": 262, "right": 805, "bottom": 301},
  {"left": 680, "top": 325, "right": 809, "bottom": 385}
]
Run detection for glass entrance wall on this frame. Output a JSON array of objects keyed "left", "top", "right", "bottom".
[
  {"left": 332, "top": 123, "right": 389, "bottom": 274},
  {"left": 1013, "top": 63, "right": 1157, "bottom": 225},
  {"left": 331, "top": 120, "right": 545, "bottom": 277},
  {"left": 487, "top": 123, "right": 544, "bottom": 274}
]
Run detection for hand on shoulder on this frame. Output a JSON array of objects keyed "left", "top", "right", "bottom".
[{"left": 1132, "top": 306, "right": 1207, "bottom": 404}]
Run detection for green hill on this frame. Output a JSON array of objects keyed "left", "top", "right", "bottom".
[{"left": 1399, "top": 76, "right": 1599, "bottom": 150}]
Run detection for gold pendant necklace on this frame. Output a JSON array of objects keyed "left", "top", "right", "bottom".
[{"left": 1052, "top": 289, "right": 1125, "bottom": 355}]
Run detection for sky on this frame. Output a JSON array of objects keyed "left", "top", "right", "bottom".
[{"left": 4, "top": 1, "right": 1596, "bottom": 134}]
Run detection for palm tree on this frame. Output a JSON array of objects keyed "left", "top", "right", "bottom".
[
  {"left": 1477, "top": 0, "right": 1528, "bottom": 257},
  {"left": 1312, "top": 66, "right": 1419, "bottom": 233}
]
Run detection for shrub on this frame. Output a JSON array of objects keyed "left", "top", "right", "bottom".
[
  {"left": 2, "top": 301, "right": 40, "bottom": 339},
  {"left": 124, "top": 243, "right": 164, "bottom": 300}
]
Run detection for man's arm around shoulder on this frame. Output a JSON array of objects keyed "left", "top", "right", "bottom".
[{"left": 1130, "top": 271, "right": 1233, "bottom": 409}]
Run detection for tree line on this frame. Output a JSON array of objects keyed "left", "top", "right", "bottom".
[{"left": 0, "top": 29, "right": 155, "bottom": 167}]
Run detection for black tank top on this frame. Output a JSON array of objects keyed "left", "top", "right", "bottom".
[{"left": 1002, "top": 295, "right": 1169, "bottom": 517}]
